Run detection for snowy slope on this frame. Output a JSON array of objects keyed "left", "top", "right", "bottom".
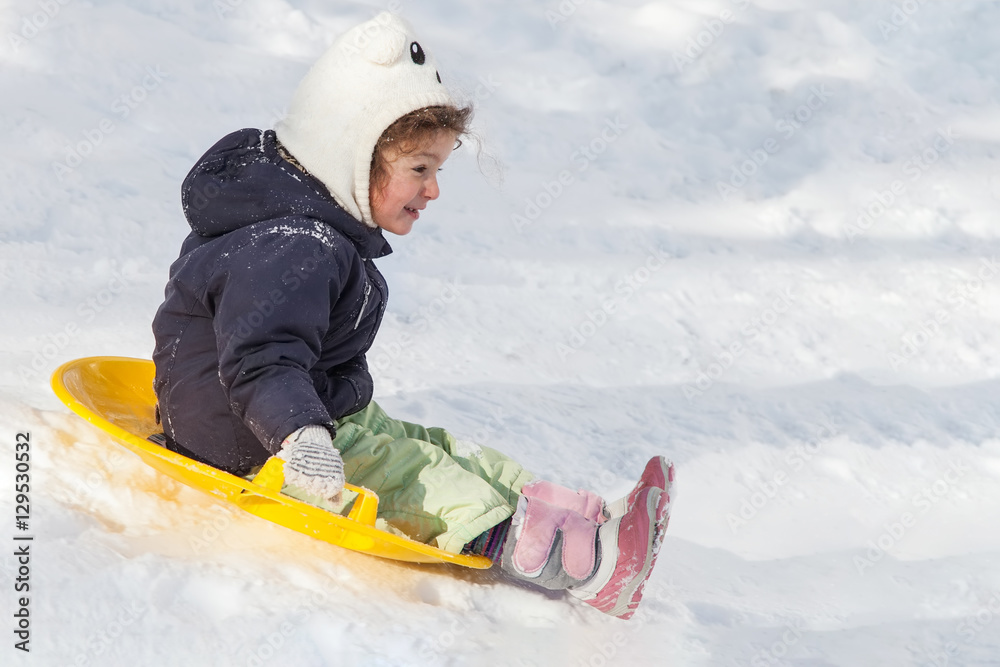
[{"left": 3, "top": 0, "right": 1000, "bottom": 665}]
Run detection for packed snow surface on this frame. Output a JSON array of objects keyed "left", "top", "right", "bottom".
[{"left": 3, "top": 0, "right": 1000, "bottom": 665}]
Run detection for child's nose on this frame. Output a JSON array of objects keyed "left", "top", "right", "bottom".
[{"left": 423, "top": 176, "right": 440, "bottom": 201}]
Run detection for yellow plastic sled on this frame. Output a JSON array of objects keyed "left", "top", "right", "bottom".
[{"left": 51, "top": 356, "right": 491, "bottom": 569}]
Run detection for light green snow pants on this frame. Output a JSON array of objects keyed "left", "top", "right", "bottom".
[{"left": 281, "top": 401, "right": 533, "bottom": 554}]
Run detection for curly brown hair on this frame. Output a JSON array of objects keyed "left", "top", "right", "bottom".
[{"left": 369, "top": 105, "right": 473, "bottom": 206}]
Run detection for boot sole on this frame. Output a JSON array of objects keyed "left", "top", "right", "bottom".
[
  {"left": 605, "top": 457, "right": 673, "bottom": 518},
  {"left": 621, "top": 489, "right": 672, "bottom": 619},
  {"left": 570, "top": 487, "right": 662, "bottom": 618}
]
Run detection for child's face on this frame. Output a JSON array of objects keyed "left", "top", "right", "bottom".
[{"left": 371, "top": 130, "right": 457, "bottom": 235}]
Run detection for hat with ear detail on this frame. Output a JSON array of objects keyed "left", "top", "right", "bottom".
[
  {"left": 361, "top": 19, "right": 406, "bottom": 65},
  {"left": 275, "top": 12, "right": 454, "bottom": 228}
]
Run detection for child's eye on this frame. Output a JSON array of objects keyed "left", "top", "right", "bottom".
[{"left": 413, "top": 166, "right": 427, "bottom": 174}]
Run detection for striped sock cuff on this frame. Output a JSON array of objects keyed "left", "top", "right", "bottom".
[{"left": 463, "top": 518, "right": 511, "bottom": 561}]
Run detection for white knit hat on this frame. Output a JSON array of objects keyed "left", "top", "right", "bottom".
[{"left": 274, "top": 12, "right": 456, "bottom": 228}]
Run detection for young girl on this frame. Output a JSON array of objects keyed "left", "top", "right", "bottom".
[{"left": 151, "top": 12, "right": 673, "bottom": 620}]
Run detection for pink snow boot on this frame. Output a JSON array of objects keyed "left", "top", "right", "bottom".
[
  {"left": 569, "top": 485, "right": 671, "bottom": 620},
  {"left": 519, "top": 479, "right": 609, "bottom": 523},
  {"left": 520, "top": 456, "right": 674, "bottom": 521},
  {"left": 501, "top": 485, "right": 672, "bottom": 619},
  {"left": 501, "top": 495, "right": 599, "bottom": 590}
]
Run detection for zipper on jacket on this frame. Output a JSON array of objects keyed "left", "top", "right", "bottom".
[
  {"left": 362, "top": 267, "right": 388, "bottom": 352},
  {"left": 354, "top": 281, "right": 371, "bottom": 330}
]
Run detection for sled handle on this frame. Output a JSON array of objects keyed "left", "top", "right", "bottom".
[
  {"left": 251, "top": 456, "right": 287, "bottom": 492},
  {"left": 251, "top": 457, "right": 379, "bottom": 526},
  {"left": 343, "top": 483, "right": 379, "bottom": 527}
]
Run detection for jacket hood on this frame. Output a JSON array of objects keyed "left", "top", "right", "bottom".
[{"left": 180, "top": 128, "right": 392, "bottom": 259}]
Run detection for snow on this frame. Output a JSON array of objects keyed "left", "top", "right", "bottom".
[{"left": 3, "top": 0, "right": 1000, "bottom": 664}]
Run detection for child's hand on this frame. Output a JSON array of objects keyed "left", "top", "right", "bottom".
[{"left": 278, "top": 425, "right": 345, "bottom": 502}]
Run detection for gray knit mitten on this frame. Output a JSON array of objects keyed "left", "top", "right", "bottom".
[{"left": 277, "top": 425, "right": 345, "bottom": 502}]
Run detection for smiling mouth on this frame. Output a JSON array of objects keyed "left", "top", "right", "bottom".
[{"left": 404, "top": 206, "right": 420, "bottom": 219}]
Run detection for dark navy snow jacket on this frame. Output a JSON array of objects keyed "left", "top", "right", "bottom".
[{"left": 151, "top": 128, "right": 390, "bottom": 475}]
